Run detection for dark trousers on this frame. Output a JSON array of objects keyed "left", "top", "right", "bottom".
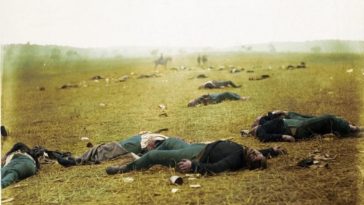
[
  {"left": 213, "top": 81, "right": 239, "bottom": 88},
  {"left": 124, "top": 144, "right": 206, "bottom": 172},
  {"left": 1, "top": 155, "right": 36, "bottom": 188},
  {"left": 211, "top": 92, "right": 241, "bottom": 103},
  {"left": 295, "top": 115, "right": 351, "bottom": 139}
]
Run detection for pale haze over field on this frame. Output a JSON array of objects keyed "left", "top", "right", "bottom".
[{"left": 0, "top": 0, "right": 364, "bottom": 48}]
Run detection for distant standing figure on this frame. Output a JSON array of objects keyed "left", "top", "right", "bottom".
[
  {"left": 198, "top": 80, "right": 241, "bottom": 89},
  {"left": 187, "top": 92, "right": 249, "bottom": 107},
  {"left": 201, "top": 55, "right": 208, "bottom": 65},
  {"left": 197, "top": 55, "right": 201, "bottom": 66}
]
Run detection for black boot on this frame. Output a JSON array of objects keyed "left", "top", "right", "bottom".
[
  {"left": 106, "top": 166, "right": 121, "bottom": 175},
  {"left": 57, "top": 157, "right": 77, "bottom": 167}
]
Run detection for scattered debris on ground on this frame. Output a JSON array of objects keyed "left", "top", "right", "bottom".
[
  {"left": 196, "top": 74, "right": 208, "bottom": 78},
  {"left": 60, "top": 83, "right": 79, "bottom": 89},
  {"left": 171, "top": 188, "right": 179, "bottom": 193},
  {"left": 189, "top": 184, "right": 201, "bottom": 188},
  {"left": 91, "top": 75, "right": 103, "bottom": 80},
  {"left": 249, "top": 74, "right": 270, "bottom": 80},
  {"left": 137, "top": 74, "right": 161, "bottom": 79},
  {"left": 38, "top": 86, "right": 45, "bottom": 91},
  {"left": 230, "top": 68, "right": 243, "bottom": 73},
  {"left": 117, "top": 75, "right": 129, "bottom": 82},
  {"left": 1, "top": 197, "right": 14, "bottom": 203},
  {"left": 287, "top": 62, "right": 306, "bottom": 70},
  {"left": 122, "top": 177, "right": 134, "bottom": 183},
  {"left": 170, "top": 176, "right": 183, "bottom": 185},
  {"left": 297, "top": 149, "right": 336, "bottom": 169}
]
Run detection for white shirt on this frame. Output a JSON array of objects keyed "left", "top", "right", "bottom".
[
  {"left": 140, "top": 133, "right": 169, "bottom": 149},
  {"left": 4, "top": 150, "right": 36, "bottom": 166}
]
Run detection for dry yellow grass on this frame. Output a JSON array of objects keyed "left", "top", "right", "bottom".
[{"left": 1, "top": 50, "right": 364, "bottom": 204}]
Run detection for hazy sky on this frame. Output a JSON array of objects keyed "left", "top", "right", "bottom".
[{"left": 1, "top": 0, "right": 363, "bottom": 47}]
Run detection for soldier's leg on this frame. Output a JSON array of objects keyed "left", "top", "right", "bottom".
[
  {"left": 1, "top": 168, "right": 19, "bottom": 188},
  {"left": 0, "top": 156, "right": 36, "bottom": 189},
  {"left": 212, "top": 92, "right": 241, "bottom": 103},
  {"left": 226, "top": 81, "right": 241, "bottom": 88},
  {"left": 124, "top": 144, "right": 205, "bottom": 171},
  {"left": 296, "top": 115, "right": 351, "bottom": 139}
]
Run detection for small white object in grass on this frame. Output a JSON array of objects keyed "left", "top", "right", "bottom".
[
  {"left": 105, "top": 78, "right": 110, "bottom": 83},
  {"left": 2, "top": 197, "right": 14, "bottom": 203},
  {"left": 99, "top": 103, "right": 106, "bottom": 107},
  {"left": 81, "top": 137, "right": 89, "bottom": 141},
  {"left": 123, "top": 177, "right": 134, "bottom": 183},
  {"left": 189, "top": 184, "right": 201, "bottom": 188},
  {"left": 171, "top": 188, "right": 179, "bottom": 193},
  {"left": 159, "top": 104, "right": 167, "bottom": 110},
  {"left": 185, "top": 173, "right": 201, "bottom": 177},
  {"left": 346, "top": 69, "right": 353, "bottom": 73},
  {"left": 14, "top": 183, "right": 28, "bottom": 188},
  {"left": 170, "top": 176, "right": 183, "bottom": 185}
]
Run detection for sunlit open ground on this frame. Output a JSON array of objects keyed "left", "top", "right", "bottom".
[{"left": 1, "top": 51, "right": 364, "bottom": 204}]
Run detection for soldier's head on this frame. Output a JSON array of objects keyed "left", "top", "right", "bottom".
[
  {"left": 246, "top": 147, "right": 267, "bottom": 170},
  {"left": 187, "top": 99, "right": 198, "bottom": 107}
]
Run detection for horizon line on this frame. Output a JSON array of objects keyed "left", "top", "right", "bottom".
[{"left": 2, "top": 39, "right": 364, "bottom": 49}]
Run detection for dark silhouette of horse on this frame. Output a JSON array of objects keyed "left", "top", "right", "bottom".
[{"left": 154, "top": 54, "right": 172, "bottom": 68}]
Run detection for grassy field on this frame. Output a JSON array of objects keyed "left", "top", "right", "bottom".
[{"left": 1, "top": 50, "right": 364, "bottom": 204}]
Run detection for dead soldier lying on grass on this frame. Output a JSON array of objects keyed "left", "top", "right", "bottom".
[
  {"left": 106, "top": 140, "right": 287, "bottom": 175},
  {"left": 245, "top": 111, "right": 363, "bottom": 142}
]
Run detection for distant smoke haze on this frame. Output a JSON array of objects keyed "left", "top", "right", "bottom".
[{"left": 1, "top": 0, "right": 364, "bottom": 48}]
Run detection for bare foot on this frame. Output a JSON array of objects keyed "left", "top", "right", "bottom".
[{"left": 282, "top": 135, "right": 295, "bottom": 142}]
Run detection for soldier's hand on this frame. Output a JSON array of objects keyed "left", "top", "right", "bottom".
[
  {"left": 282, "top": 135, "right": 295, "bottom": 142},
  {"left": 177, "top": 159, "right": 192, "bottom": 173},
  {"left": 272, "top": 146, "right": 288, "bottom": 155}
]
